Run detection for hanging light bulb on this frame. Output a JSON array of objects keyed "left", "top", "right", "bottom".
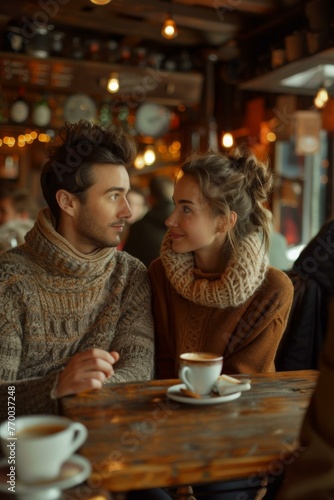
[
  {"left": 143, "top": 146, "right": 156, "bottom": 165},
  {"left": 107, "top": 73, "right": 119, "bottom": 93},
  {"left": 161, "top": 17, "right": 178, "bottom": 39},
  {"left": 221, "top": 132, "right": 234, "bottom": 149},
  {"left": 90, "top": 0, "right": 111, "bottom": 5},
  {"left": 314, "top": 86, "right": 329, "bottom": 109},
  {"left": 318, "top": 87, "right": 329, "bottom": 102}
]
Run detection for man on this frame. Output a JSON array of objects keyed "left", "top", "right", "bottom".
[
  {"left": 0, "top": 120, "right": 154, "bottom": 420},
  {"left": 124, "top": 175, "right": 174, "bottom": 267}
]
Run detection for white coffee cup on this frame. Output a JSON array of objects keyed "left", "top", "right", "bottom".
[
  {"left": 179, "top": 352, "right": 223, "bottom": 396},
  {"left": 0, "top": 414, "right": 88, "bottom": 484}
]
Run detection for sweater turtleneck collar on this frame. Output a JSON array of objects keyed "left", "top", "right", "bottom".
[
  {"left": 25, "top": 208, "right": 116, "bottom": 278},
  {"left": 160, "top": 230, "right": 268, "bottom": 308}
]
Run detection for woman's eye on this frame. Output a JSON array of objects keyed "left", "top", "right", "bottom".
[{"left": 182, "top": 206, "right": 191, "bottom": 214}]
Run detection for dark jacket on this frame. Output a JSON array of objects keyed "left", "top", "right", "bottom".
[
  {"left": 275, "top": 219, "right": 334, "bottom": 371},
  {"left": 123, "top": 200, "right": 174, "bottom": 268}
]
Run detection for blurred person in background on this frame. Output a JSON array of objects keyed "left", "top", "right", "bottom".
[
  {"left": 275, "top": 216, "right": 334, "bottom": 372},
  {"left": 268, "top": 215, "right": 292, "bottom": 270},
  {"left": 124, "top": 175, "right": 174, "bottom": 267},
  {"left": 277, "top": 295, "right": 334, "bottom": 499},
  {"left": 0, "top": 184, "right": 39, "bottom": 251},
  {"left": 118, "top": 186, "right": 148, "bottom": 250}
]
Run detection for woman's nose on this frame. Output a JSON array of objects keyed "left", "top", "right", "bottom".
[{"left": 165, "top": 211, "right": 177, "bottom": 228}]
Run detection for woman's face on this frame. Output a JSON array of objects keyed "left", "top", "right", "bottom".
[{"left": 165, "top": 174, "right": 226, "bottom": 255}]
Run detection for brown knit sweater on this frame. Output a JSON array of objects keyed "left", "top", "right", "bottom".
[
  {"left": 0, "top": 209, "right": 154, "bottom": 420},
  {"left": 149, "top": 231, "right": 293, "bottom": 378}
]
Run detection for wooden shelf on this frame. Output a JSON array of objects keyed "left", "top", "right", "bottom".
[{"left": 0, "top": 51, "right": 204, "bottom": 106}]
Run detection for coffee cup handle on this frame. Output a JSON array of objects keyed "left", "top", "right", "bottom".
[
  {"left": 68, "top": 423, "right": 88, "bottom": 456},
  {"left": 179, "top": 366, "right": 195, "bottom": 393}
]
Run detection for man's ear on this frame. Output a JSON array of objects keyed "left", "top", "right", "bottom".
[{"left": 55, "top": 190, "right": 78, "bottom": 216}]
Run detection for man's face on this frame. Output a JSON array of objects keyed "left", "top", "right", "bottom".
[
  {"left": 66, "top": 163, "right": 132, "bottom": 254},
  {"left": 0, "top": 197, "right": 19, "bottom": 225}
]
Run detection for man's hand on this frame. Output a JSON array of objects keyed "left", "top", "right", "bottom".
[{"left": 55, "top": 349, "right": 120, "bottom": 398}]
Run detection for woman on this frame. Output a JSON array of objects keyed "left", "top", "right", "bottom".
[{"left": 149, "top": 149, "right": 294, "bottom": 379}]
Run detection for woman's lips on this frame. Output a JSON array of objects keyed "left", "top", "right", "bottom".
[{"left": 170, "top": 232, "right": 184, "bottom": 239}]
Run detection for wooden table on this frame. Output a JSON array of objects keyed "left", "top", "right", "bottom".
[{"left": 60, "top": 370, "right": 318, "bottom": 496}]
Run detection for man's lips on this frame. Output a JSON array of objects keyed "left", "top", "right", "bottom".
[{"left": 111, "top": 224, "right": 125, "bottom": 231}]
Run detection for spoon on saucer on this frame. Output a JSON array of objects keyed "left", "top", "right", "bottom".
[{"left": 180, "top": 388, "right": 202, "bottom": 399}]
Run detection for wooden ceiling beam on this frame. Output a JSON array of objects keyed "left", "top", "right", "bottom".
[
  {"left": 176, "top": 0, "right": 276, "bottom": 15},
  {"left": 0, "top": 0, "right": 242, "bottom": 46}
]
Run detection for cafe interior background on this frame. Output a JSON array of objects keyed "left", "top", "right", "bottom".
[{"left": 0, "top": 0, "right": 334, "bottom": 259}]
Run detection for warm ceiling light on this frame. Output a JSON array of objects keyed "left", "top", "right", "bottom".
[
  {"left": 267, "top": 132, "right": 276, "bottom": 142},
  {"left": 90, "top": 0, "right": 111, "bottom": 5},
  {"left": 221, "top": 132, "right": 234, "bottom": 149},
  {"left": 314, "top": 86, "right": 329, "bottom": 109},
  {"left": 161, "top": 17, "right": 178, "bottom": 39},
  {"left": 107, "top": 73, "right": 119, "bottom": 93}
]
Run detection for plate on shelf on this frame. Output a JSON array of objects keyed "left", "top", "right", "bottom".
[
  {"left": 0, "top": 454, "right": 91, "bottom": 500},
  {"left": 135, "top": 102, "right": 171, "bottom": 138},
  {"left": 167, "top": 383, "right": 241, "bottom": 405},
  {"left": 63, "top": 94, "right": 97, "bottom": 123}
]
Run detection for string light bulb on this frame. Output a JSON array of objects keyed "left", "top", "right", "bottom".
[
  {"left": 134, "top": 154, "right": 145, "bottom": 170},
  {"left": 107, "top": 73, "right": 119, "bottom": 93},
  {"left": 161, "top": 17, "right": 178, "bottom": 39},
  {"left": 143, "top": 147, "right": 156, "bottom": 165},
  {"left": 90, "top": 0, "right": 111, "bottom": 5}
]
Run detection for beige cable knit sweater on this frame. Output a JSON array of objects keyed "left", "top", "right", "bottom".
[
  {"left": 0, "top": 209, "right": 154, "bottom": 420},
  {"left": 149, "top": 231, "right": 293, "bottom": 378}
]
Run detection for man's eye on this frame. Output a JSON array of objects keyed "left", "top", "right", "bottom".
[{"left": 110, "top": 194, "right": 119, "bottom": 201}]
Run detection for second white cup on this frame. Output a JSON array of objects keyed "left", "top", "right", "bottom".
[{"left": 0, "top": 414, "right": 88, "bottom": 484}]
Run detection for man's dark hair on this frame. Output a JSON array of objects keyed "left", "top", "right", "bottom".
[{"left": 40, "top": 120, "right": 137, "bottom": 221}]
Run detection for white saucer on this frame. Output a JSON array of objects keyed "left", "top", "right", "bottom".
[
  {"left": 0, "top": 454, "right": 91, "bottom": 500},
  {"left": 167, "top": 383, "right": 241, "bottom": 405}
]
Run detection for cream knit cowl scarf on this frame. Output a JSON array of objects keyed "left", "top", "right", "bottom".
[{"left": 160, "top": 231, "right": 268, "bottom": 309}]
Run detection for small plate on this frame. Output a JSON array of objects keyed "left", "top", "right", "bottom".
[
  {"left": 167, "top": 383, "right": 241, "bottom": 405},
  {"left": 0, "top": 454, "right": 91, "bottom": 500}
]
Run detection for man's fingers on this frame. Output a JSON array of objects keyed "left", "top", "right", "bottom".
[
  {"left": 73, "top": 348, "right": 115, "bottom": 365},
  {"left": 110, "top": 351, "right": 120, "bottom": 363},
  {"left": 68, "top": 351, "right": 114, "bottom": 377},
  {"left": 55, "top": 348, "right": 117, "bottom": 398},
  {"left": 56, "top": 369, "right": 109, "bottom": 398}
]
